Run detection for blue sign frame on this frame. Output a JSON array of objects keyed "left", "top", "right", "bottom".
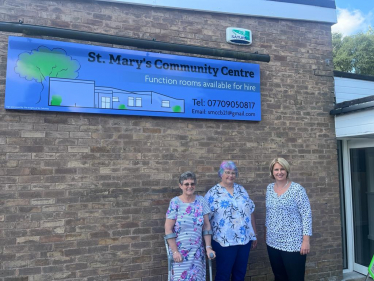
[{"left": 5, "top": 36, "right": 261, "bottom": 121}]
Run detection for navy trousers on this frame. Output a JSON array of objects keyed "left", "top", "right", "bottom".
[
  {"left": 267, "top": 245, "right": 306, "bottom": 281},
  {"left": 212, "top": 239, "right": 252, "bottom": 281}
]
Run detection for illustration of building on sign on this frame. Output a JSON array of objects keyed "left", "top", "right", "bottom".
[{"left": 49, "top": 78, "right": 185, "bottom": 113}]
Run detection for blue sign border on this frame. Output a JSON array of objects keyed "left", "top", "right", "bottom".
[{"left": 5, "top": 36, "right": 261, "bottom": 121}]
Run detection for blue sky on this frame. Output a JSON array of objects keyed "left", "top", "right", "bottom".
[{"left": 332, "top": 0, "right": 374, "bottom": 36}]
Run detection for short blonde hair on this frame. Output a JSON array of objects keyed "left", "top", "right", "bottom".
[{"left": 269, "top": 158, "right": 290, "bottom": 179}]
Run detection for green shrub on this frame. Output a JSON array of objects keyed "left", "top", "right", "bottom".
[
  {"left": 172, "top": 105, "right": 182, "bottom": 112},
  {"left": 50, "top": 95, "right": 62, "bottom": 106}
]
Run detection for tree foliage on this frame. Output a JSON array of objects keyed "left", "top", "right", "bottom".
[
  {"left": 332, "top": 27, "right": 374, "bottom": 75},
  {"left": 15, "top": 46, "right": 80, "bottom": 103}
]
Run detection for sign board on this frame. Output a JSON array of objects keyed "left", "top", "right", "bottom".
[
  {"left": 5, "top": 36, "right": 261, "bottom": 121},
  {"left": 226, "top": 27, "right": 252, "bottom": 45}
]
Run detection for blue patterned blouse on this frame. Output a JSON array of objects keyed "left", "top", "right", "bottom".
[
  {"left": 265, "top": 182, "right": 312, "bottom": 252},
  {"left": 204, "top": 183, "right": 256, "bottom": 247}
]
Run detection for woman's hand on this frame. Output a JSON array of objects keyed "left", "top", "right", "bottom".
[
  {"left": 300, "top": 236, "right": 310, "bottom": 255},
  {"left": 206, "top": 247, "right": 216, "bottom": 259},
  {"left": 252, "top": 239, "right": 258, "bottom": 249},
  {"left": 173, "top": 251, "right": 183, "bottom": 262}
]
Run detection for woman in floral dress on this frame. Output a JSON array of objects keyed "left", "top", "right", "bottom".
[{"left": 165, "top": 171, "right": 215, "bottom": 281}]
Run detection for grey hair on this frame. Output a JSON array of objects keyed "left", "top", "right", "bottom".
[{"left": 179, "top": 171, "right": 196, "bottom": 185}]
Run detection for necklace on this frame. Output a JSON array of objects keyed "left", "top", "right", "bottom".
[{"left": 276, "top": 180, "right": 288, "bottom": 189}]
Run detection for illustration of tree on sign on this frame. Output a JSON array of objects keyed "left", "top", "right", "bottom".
[{"left": 15, "top": 46, "right": 80, "bottom": 104}]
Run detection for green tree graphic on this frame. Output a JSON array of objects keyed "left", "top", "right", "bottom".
[
  {"left": 118, "top": 104, "right": 127, "bottom": 109},
  {"left": 15, "top": 46, "right": 80, "bottom": 104}
]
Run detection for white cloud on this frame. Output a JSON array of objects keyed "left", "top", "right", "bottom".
[{"left": 332, "top": 8, "right": 372, "bottom": 36}]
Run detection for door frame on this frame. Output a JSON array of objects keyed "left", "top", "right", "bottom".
[{"left": 343, "top": 139, "right": 374, "bottom": 274}]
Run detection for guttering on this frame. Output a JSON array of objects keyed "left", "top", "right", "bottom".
[
  {"left": 0, "top": 21, "right": 271, "bottom": 63},
  {"left": 334, "top": 71, "right": 374, "bottom": 82},
  {"left": 330, "top": 95, "right": 374, "bottom": 116}
]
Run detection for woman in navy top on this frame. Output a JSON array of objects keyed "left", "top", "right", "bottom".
[
  {"left": 265, "top": 158, "right": 312, "bottom": 281},
  {"left": 205, "top": 161, "right": 257, "bottom": 281}
]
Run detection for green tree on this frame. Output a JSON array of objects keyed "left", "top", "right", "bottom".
[
  {"left": 15, "top": 46, "right": 80, "bottom": 103},
  {"left": 332, "top": 27, "right": 374, "bottom": 75}
]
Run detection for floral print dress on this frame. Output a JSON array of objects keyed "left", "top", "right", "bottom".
[{"left": 166, "top": 195, "right": 210, "bottom": 281}]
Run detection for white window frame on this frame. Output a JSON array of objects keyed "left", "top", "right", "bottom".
[
  {"left": 162, "top": 100, "right": 170, "bottom": 108},
  {"left": 101, "top": 97, "right": 111, "bottom": 108},
  {"left": 343, "top": 139, "right": 374, "bottom": 275},
  {"left": 135, "top": 97, "right": 142, "bottom": 107}
]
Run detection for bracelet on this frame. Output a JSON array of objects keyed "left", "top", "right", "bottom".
[
  {"left": 206, "top": 246, "right": 212, "bottom": 249},
  {"left": 173, "top": 251, "right": 178, "bottom": 255}
]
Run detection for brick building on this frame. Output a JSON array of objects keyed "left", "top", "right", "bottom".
[{"left": 0, "top": 0, "right": 342, "bottom": 280}]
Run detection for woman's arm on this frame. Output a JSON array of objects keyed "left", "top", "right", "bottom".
[
  {"left": 300, "top": 235, "right": 310, "bottom": 255},
  {"left": 203, "top": 214, "right": 216, "bottom": 259},
  {"left": 165, "top": 218, "right": 183, "bottom": 262},
  {"left": 251, "top": 212, "right": 258, "bottom": 249},
  {"left": 295, "top": 186, "right": 312, "bottom": 255}
]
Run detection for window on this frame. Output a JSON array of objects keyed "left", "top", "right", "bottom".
[
  {"left": 101, "top": 97, "right": 111, "bottom": 108},
  {"left": 162, "top": 100, "right": 170, "bottom": 108},
  {"left": 113, "top": 97, "right": 119, "bottom": 102},
  {"left": 128, "top": 97, "right": 134, "bottom": 107},
  {"left": 135, "top": 97, "right": 142, "bottom": 107}
]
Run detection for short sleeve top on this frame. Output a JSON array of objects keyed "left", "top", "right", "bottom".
[
  {"left": 265, "top": 182, "right": 312, "bottom": 252},
  {"left": 166, "top": 195, "right": 210, "bottom": 221},
  {"left": 204, "top": 183, "right": 256, "bottom": 247}
]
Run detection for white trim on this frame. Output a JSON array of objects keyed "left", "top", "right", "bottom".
[
  {"left": 354, "top": 263, "right": 370, "bottom": 276},
  {"left": 96, "top": 0, "right": 337, "bottom": 24},
  {"left": 348, "top": 139, "right": 374, "bottom": 149},
  {"left": 343, "top": 139, "right": 354, "bottom": 272}
]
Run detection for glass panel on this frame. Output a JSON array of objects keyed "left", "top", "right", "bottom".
[
  {"left": 162, "top": 100, "right": 170, "bottom": 108},
  {"left": 350, "top": 147, "right": 374, "bottom": 268}
]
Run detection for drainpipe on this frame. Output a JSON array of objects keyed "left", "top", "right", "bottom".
[{"left": 0, "top": 21, "right": 270, "bottom": 63}]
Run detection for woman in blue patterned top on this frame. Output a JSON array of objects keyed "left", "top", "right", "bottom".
[
  {"left": 205, "top": 161, "right": 257, "bottom": 281},
  {"left": 265, "top": 158, "right": 312, "bottom": 281}
]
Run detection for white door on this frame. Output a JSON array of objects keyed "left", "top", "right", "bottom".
[{"left": 345, "top": 139, "right": 374, "bottom": 275}]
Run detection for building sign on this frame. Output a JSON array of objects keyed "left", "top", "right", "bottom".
[{"left": 5, "top": 36, "right": 261, "bottom": 121}]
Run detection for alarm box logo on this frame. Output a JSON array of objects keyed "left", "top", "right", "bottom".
[
  {"left": 232, "top": 29, "right": 250, "bottom": 41},
  {"left": 226, "top": 28, "right": 252, "bottom": 45}
]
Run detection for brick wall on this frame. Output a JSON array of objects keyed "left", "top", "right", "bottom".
[{"left": 0, "top": 0, "right": 342, "bottom": 280}]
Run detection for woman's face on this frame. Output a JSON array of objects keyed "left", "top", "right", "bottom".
[
  {"left": 179, "top": 178, "right": 196, "bottom": 196},
  {"left": 272, "top": 163, "right": 287, "bottom": 181},
  {"left": 221, "top": 169, "right": 236, "bottom": 186}
]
